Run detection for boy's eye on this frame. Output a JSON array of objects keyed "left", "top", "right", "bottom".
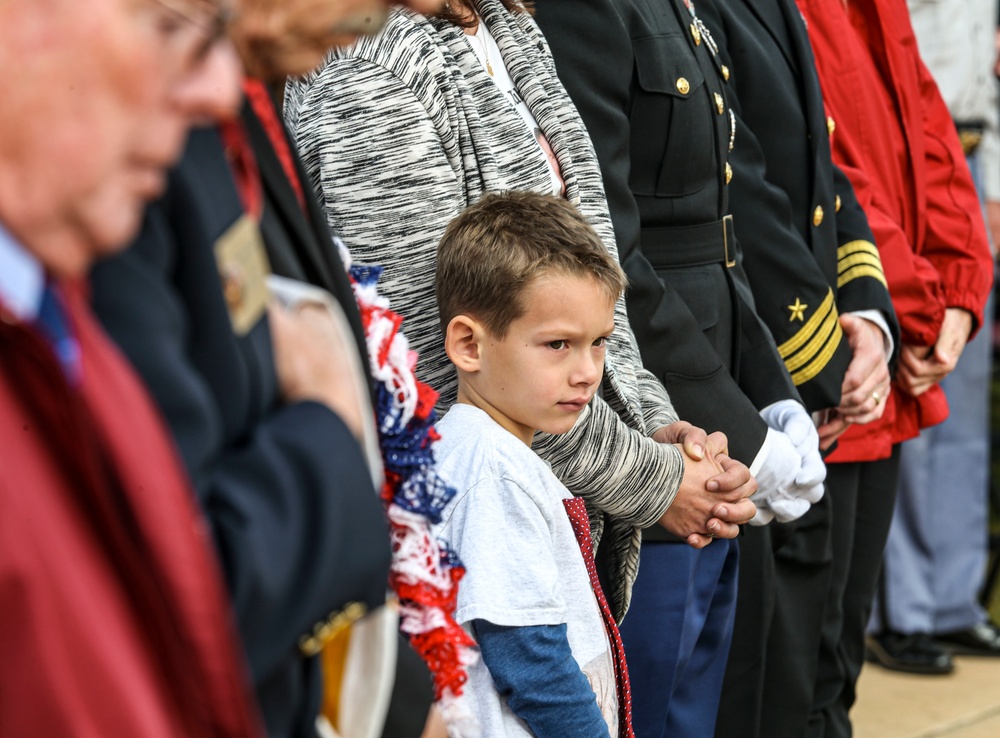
[
  {"left": 593, "top": 336, "right": 608, "bottom": 348},
  {"left": 548, "top": 340, "right": 568, "bottom": 350}
]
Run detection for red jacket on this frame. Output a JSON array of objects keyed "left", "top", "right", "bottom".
[
  {"left": 0, "top": 282, "right": 262, "bottom": 738},
  {"left": 796, "top": 0, "right": 994, "bottom": 461}
]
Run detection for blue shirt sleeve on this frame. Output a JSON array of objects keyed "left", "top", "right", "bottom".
[{"left": 472, "top": 620, "right": 611, "bottom": 737}]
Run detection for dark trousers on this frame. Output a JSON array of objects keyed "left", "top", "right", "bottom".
[
  {"left": 808, "top": 449, "right": 902, "bottom": 738},
  {"left": 621, "top": 538, "right": 739, "bottom": 737},
  {"left": 715, "top": 492, "right": 834, "bottom": 738},
  {"left": 712, "top": 524, "right": 773, "bottom": 738}
]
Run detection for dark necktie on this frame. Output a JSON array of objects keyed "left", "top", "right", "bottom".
[
  {"left": 563, "top": 496, "right": 635, "bottom": 738},
  {"left": 36, "top": 282, "right": 81, "bottom": 382}
]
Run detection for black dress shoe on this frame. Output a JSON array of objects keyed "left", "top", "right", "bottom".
[
  {"left": 865, "top": 631, "right": 954, "bottom": 675},
  {"left": 936, "top": 621, "right": 1000, "bottom": 656}
]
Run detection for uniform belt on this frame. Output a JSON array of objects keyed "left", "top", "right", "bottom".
[
  {"left": 954, "top": 120, "right": 985, "bottom": 156},
  {"left": 641, "top": 214, "right": 736, "bottom": 269}
]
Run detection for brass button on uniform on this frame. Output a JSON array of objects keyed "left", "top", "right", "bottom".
[
  {"left": 827, "top": 116, "right": 836, "bottom": 136},
  {"left": 714, "top": 92, "right": 725, "bottom": 114},
  {"left": 813, "top": 205, "right": 824, "bottom": 226},
  {"left": 835, "top": 195, "right": 842, "bottom": 212},
  {"left": 691, "top": 23, "right": 701, "bottom": 45},
  {"left": 721, "top": 64, "right": 730, "bottom": 81},
  {"left": 676, "top": 77, "right": 690, "bottom": 94},
  {"left": 725, "top": 162, "right": 733, "bottom": 184}
]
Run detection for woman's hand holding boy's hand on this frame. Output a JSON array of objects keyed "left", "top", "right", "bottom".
[
  {"left": 652, "top": 422, "right": 757, "bottom": 548},
  {"left": 652, "top": 420, "right": 728, "bottom": 462}
]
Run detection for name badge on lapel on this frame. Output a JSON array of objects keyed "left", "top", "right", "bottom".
[{"left": 213, "top": 214, "right": 271, "bottom": 336}]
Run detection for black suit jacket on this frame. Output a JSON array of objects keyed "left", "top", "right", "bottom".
[
  {"left": 697, "top": 0, "right": 898, "bottom": 412},
  {"left": 91, "top": 124, "right": 392, "bottom": 738},
  {"left": 535, "top": 0, "right": 798, "bottom": 465}
]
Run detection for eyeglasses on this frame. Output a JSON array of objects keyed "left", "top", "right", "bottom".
[{"left": 147, "top": 0, "right": 235, "bottom": 71}]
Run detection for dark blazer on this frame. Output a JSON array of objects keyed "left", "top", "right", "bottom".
[
  {"left": 534, "top": 0, "right": 798, "bottom": 465},
  {"left": 241, "top": 96, "right": 434, "bottom": 738},
  {"left": 242, "top": 100, "right": 370, "bottom": 376},
  {"left": 91, "top": 124, "right": 392, "bottom": 738},
  {"left": 697, "top": 0, "right": 898, "bottom": 412}
]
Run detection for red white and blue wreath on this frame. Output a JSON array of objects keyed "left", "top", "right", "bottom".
[{"left": 345, "top": 246, "right": 478, "bottom": 735}]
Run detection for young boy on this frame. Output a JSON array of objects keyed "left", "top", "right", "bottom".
[{"left": 433, "top": 191, "right": 633, "bottom": 737}]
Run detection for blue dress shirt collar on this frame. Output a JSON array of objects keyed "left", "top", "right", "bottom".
[{"left": 0, "top": 222, "right": 45, "bottom": 321}]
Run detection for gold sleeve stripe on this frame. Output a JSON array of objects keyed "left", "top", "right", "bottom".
[
  {"left": 837, "top": 240, "right": 880, "bottom": 262},
  {"left": 837, "top": 252, "right": 883, "bottom": 273},
  {"left": 790, "top": 320, "right": 844, "bottom": 385},
  {"left": 838, "top": 264, "right": 888, "bottom": 289},
  {"left": 777, "top": 288, "right": 835, "bottom": 358},
  {"left": 783, "top": 302, "right": 840, "bottom": 373},
  {"left": 837, "top": 241, "right": 887, "bottom": 288}
]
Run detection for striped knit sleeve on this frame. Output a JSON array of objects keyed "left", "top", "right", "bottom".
[
  {"left": 534, "top": 396, "right": 683, "bottom": 529},
  {"left": 636, "top": 367, "right": 679, "bottom": 434}
]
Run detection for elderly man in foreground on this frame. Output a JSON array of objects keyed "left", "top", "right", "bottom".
[{"left": 0, "top": 1, "right": 260, "bottom": 736}]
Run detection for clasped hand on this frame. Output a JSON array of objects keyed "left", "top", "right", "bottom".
[
  {"left": 651, "top": 422, "right": 758, "bottom": 549},
  {"left": 817, "top": 313, "right": 891, "bottom": 449},
  {"left": 752, "top": 400, "right": 826, "bottom": 525},
  {"left": 896, "top": 307, "right": 973, "bottom": 397}
]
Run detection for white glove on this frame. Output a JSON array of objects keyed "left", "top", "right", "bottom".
[
  {"left": 759, "top": 399, "right": 826, "bottom": 504},
  {"left": 770, "top": 494, "right": 812, "bottom": 522},
  {"left": 748, "top": 427, "right": 810, "bottom": 525}
]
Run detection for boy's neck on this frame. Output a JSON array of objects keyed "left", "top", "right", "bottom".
[{"left": 455, "top": 377, "right": 535, "bottom": 447}]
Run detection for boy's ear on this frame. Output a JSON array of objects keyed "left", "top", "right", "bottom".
[{"left": 445, "top": 315, "right": 483, "bottom": 373}]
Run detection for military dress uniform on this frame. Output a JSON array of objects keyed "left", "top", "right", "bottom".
[
  {"left": 695, "top": 1, "right": 898, "bottom": 737},
  {"left": 534, "top": 1, "right": 803, "bottom": 735}
]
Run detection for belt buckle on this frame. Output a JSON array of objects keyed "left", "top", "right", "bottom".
[
  {"left": 959, "top": 129, "right": 983, "bottom": 156},
  {"left": 723, "top": 214, "right": 735, "bottom": 268}
]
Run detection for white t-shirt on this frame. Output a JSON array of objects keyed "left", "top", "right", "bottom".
[{"left": 434, "top": 404, "right": 617, "bottom": 736}]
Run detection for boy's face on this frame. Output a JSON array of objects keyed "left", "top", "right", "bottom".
[{"left": 462, "top": 272, "right": 615, "bottom": 445}]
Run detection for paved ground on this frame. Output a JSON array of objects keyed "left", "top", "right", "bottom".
[
  {"left": 851, "top": 369, "right": 1000, "bottom": 736},
  {"left": 854, "top": 656, "right": 1000, "bottom": 737}
]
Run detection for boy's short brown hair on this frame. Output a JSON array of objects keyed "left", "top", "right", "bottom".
[{"left": 436, "top": 191, "right": 627, "bottom": 337}]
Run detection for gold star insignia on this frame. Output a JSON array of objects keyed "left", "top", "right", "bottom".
[{"left": 788, "top": 298, "right": 808, "bottom": 322}]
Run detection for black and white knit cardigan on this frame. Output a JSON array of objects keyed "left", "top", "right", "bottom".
[{"left": 285, "top": 0, "right": 685, "bottom": 618}]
